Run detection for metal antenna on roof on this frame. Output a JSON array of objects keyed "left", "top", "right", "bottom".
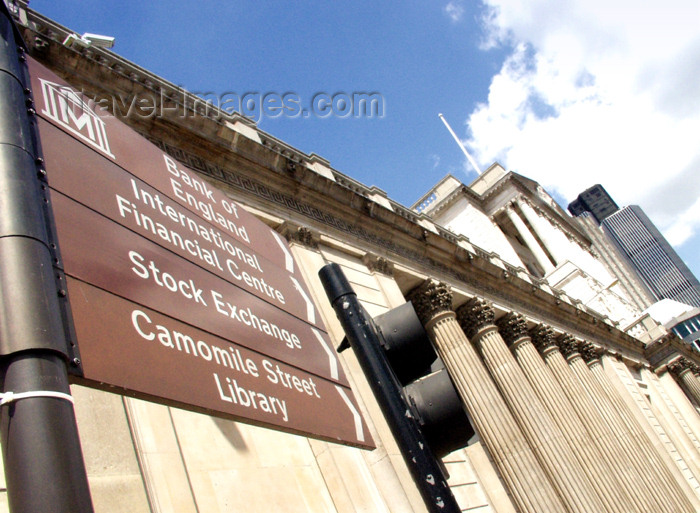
[{"left": 438, "top": 113, "right": 482, "bottom": 175}]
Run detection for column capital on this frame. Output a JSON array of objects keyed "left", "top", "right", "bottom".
[
  {"left": 530, "top": 324, "right": 557, "bottom": 353},
  {"left": 407, "top": 280, "right": 453, "bottom": 325},
  {"left": 514, "top": 196, "right": 530, "bottom": 208},
  {"left": 504, "top": 200, "right": 518, "bottom": 212},
  {"left": 689, "top": 360, "right": 700, "bottom": 375},
  {"left": 668, "top": 357, "right": 693, "bottom": 377},
  {"left": 496, "top": 312, "right": 529, "bottom": 347},
  {"left": 556, "top": 334, "right": 581, "bottom": 359},
  {"left": 456, "top": 297, "right": 496, "bottom": 339},
  {"left": 579, "top": 342, "right": 604, "bottom": 364}
]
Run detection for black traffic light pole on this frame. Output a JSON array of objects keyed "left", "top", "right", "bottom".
[
  {"left": 0, "top": 5, "right": 94, "bottom": 512},
  {"left": 319, "top": 263, "right": 461, "bottom": 513}
]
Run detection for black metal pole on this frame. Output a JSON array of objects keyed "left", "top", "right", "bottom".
[
  {"left": 319, "top": 263, "right": 461, "bottom": 513},
  {"left": 0, "top": 5, "right": 93, "bottom": 512}
]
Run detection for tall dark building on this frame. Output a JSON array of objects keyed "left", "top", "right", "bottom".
[
  {"left": 603, "top": 205, "right": 700, "bottom": 308},
  {"left": 568, "top": 184, "right": 619, "bottom": 224}
]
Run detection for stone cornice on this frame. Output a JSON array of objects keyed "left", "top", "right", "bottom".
[
  {"left": 427, "top": 184, "right": 482, "bottom": 216},
  {"left": 644, "top": 332, "right": 700, "bottom": 371}
]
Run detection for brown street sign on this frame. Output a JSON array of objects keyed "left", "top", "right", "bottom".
[
  {"left": 51, "top": 190, "right": 346, "bottom": 386},
  {"left": 26, "top": 56, "right": 374, "bottom": 448},
  {"left": 39, "top": 118, "right": 321, "bottom": 330},
  {"left": 67, "top": 277, "right": 371, "bottom": 448}
]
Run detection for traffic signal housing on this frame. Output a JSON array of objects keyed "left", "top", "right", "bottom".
[{"left": 374, "top": 302, "right": 474, "bottom": 458}]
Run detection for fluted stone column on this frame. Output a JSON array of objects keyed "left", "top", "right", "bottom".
[
  {"left": 532, "top": 329, "right": 660, "bottom": 513},
  {"left": 516, "top": 199, "right": 566, "bottom": 264},
  {"left": 567, "top": 340, "right": 685, "bottom": 513},
  {"left": 408, "top": 281, "right": 566, "bottom": 513},
  {"left": 640, "top": 366, "right": 700, "bottom": 499},
  {"left": 670, "top": 357, "right": 700, "bottom": 406},
  {"left": 498, "top": 314, "right": 637, "bottom": 513},
  {"left": 456, "top": 299, "right": 606, "bottom": 513},
  {"left": 503, "top": 204, "right": 555, "bottom": 274},
  {"left": 658, "top": 367, "right": 700, "bottom": 450},
  {"left": 582, "top": 345, "right": 697, "bottom": 512}
]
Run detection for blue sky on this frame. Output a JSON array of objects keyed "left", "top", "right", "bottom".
[{"left": 29, "top": 0, "right": 700, "bottom": 287}]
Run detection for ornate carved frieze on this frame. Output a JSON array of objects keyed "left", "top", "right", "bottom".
[
  {"left": 579, "top": 342, "right": 604, "bottom": 363},
  {"left": 456, "top": 297, "right": 496, "bottom": 339},
  {"left": 407, "top": 280, "right": 453, "bottom": 325},
  {"left": 497, "top": 312, "right": 529, "bottom": 347},
  {"left": 556, "top": 334, "right": 581, "bottom": 359},
  {"left": 530, "top": 324, "right": 557, "bottom": 353}
]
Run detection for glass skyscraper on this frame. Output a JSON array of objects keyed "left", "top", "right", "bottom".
[{"left": 602, "top": 205, "right": 700, "bottom": 308}]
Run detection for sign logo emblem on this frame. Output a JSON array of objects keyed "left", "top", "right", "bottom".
[{"left": 39, "top": 79, "right": 115, "bottom": 159}]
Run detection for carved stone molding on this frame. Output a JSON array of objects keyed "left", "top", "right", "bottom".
[
  {"left": 530, "top": 324, "right": 557, "bottom": 353},
  {"left": 362, "top": 254, "right": 393, "bottom": 276},
  {"left": 652, "top": 332, "right": 677, "bottom": 346},
  {"left": 556, "top": 334, "right": 581, "bottom": 359},
  {"left": 668, "top": 357, "right": 693, "bottom": 377},
  {"left": 497, "top": 312, "right": 529, "bottom": 347},
  {"left": 295, "top": 227, "right": 319, "bottom": 248},
  {"left": 456, "top": 297, "right": 496, "bottom": 339},
  {"left": 407, "top": 280, "right": 453, "bottom": 325},
  {"left": 279, "top": 223, "right": 319, "bottom": 249},
  {"left": 579, "top": 342, "right": 604, "bottom": 364}
]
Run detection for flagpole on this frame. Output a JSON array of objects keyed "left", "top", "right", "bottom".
[{"left": 438, "top": 113, "right": 482, "bottom": 175}]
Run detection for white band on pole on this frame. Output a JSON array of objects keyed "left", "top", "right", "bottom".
[{"left": 0, "top": 391, "right": 75, "bottom": 406}]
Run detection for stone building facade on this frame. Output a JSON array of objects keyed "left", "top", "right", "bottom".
[{"left": 4, "top": 4, "right": 700, "bottom": 512}]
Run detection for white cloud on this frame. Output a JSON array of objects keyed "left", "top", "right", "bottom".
[
  {"left": 665, "top": 196, "right": 700, "bottom": 246},
  {"left": 465, "top": 0, "right": 700, "bottom": 267},
  {"left": 445, "top": 2, "right": 465, "bottom": 22}
]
